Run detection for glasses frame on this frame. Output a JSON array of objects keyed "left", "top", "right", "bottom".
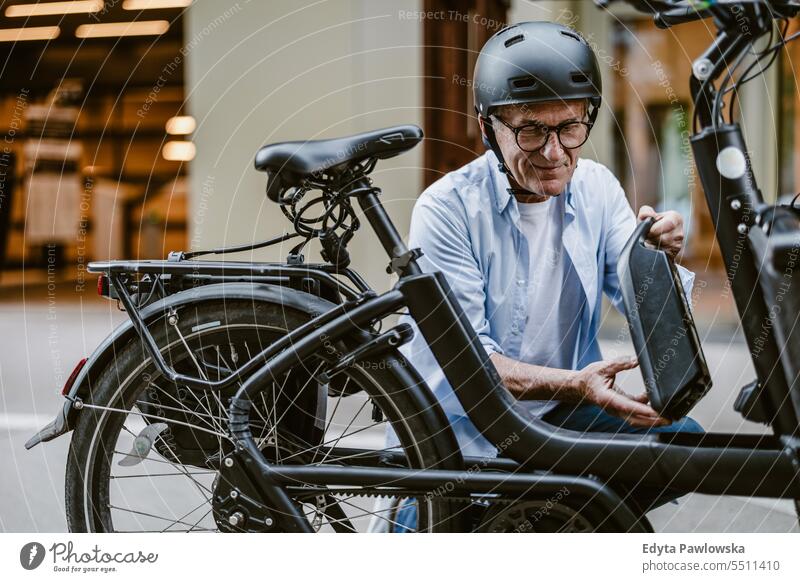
[{"left": 491, "top": 115, "right": 594, "bottom": 152}]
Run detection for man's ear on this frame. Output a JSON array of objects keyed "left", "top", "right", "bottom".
[
  {"left": 478, "top": 116, "right": 492, "bottom": 150},
  {"left": 478, "top": 116, "right": 487, "bottom": 138}
]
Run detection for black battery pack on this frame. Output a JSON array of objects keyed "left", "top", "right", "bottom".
[{"left": 616, "top": 218, "right": 712, "bottom": 420}]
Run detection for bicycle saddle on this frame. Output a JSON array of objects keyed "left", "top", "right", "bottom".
[{"left": 254, "top": 124, "right": 423, "bottom": 183}]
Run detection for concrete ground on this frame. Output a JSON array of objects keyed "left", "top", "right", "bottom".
[{"left": 0, "top": 282, "right": 798, "bottom": 532}]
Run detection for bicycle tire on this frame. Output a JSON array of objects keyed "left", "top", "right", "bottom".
[{"left": 65, "top": 294, "right": 462, "bottom": 532}]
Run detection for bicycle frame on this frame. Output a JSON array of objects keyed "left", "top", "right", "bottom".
[{"left": 219, "top": 183, "right": 799, "bottom": 515}]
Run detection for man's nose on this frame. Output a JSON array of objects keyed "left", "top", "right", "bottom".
[{"left": 538, "top": 131, "right": 564, "bottom": 161}]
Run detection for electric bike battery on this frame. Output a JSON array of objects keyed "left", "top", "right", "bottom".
[{"left": 617, "top": 218, "right": 712, "bottom": 420}]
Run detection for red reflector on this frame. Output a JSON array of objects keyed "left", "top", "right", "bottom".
[
  {"left": 62, "top": 358, "right": 88, "bottom": 396},
  {"left": 97, "top": 275, "right": 108, "bottom": 297}
]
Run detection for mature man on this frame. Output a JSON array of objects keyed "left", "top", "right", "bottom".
[{"left": 390, "top": 21, "right": 702, "bottom": 525}]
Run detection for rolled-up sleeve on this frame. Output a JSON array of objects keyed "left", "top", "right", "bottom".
[
  {"left": 408, "top": 192, "right": 504, "bottom": 356},
  {"left": 602, "top": 173, "right": 695, "bottom": 314}
]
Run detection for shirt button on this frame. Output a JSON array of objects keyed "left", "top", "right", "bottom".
[{"left": 517, "top": 280, "right": 525, "bottom": 286}]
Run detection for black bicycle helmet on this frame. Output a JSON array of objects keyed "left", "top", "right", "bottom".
[{"left": 473, "top": 21, "right": 602, "bottom": 174}]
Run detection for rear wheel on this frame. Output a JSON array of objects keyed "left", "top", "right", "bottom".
[{"left": 65, "top": 295, "right": 460, "bottom": 532}]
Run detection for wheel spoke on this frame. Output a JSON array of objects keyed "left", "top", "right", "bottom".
[
  {"left": 134, "top": 397, "right": 221, "bottom": 433},
  {"left": 161, "top": 498, "right": 213, "bottom": 533},
  {"left": 186, "top": 507, "right": 215, "bottom": 533},
  {"left": 316, "top": 398, "right": 372, "bottom": 465},
  {"left": 320, "top": 496, "right": 412, "bottom": 530},
  {"left": 109, "top": 504, "right": 211, "bottom": 530},
  {"left": 110, "top": 471, "right": 215, "bottom": 479},
  {"left": 86, "top": 323, "right": 440, "bottom": 533},
  {"left": 83, "top": 402, "right": 229, "bottom": 440}
]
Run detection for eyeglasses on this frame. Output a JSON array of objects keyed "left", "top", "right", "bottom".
[{"left": 491, "top": 116, "right": 593, "bottom": 152}]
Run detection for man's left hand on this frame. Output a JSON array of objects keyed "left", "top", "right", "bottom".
[{"left": 637, "top": 205, "right": 684, "bottom": 260}]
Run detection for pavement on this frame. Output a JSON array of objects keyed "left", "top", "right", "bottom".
[{"left": 0, "top": 282, "right": 797, "bottom": 532}]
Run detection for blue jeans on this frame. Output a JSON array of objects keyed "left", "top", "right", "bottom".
[{"left": 393, "top": 403, "right": 703, "bottom": 532}]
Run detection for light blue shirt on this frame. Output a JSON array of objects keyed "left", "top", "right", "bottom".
[{"left": 397, "top": 150, "right": 695, "bottom": 458}]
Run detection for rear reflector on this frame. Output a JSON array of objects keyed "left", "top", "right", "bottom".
[
  {"left": 62, "top": 358, "right": 88, "bottom": 396},
  {"left": 97, "top": 274, "right": 109, "bottom": 297}
]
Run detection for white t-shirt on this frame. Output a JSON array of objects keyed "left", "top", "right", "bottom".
[{"left": 516, "top": 194, "right": 586, "bottom": 417}]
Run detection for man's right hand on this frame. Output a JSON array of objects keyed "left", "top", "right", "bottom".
[{"left": 571, "top": 356, "right": 671, "bottom": 428}]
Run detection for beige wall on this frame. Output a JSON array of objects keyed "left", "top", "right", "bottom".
[{"left": 186, "top": 0, "right": 423, "bottom": 291}]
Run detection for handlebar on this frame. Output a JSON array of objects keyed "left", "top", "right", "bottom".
[
  {"left": 654, "top": 6, "right": 712, "bottom": 29},
  {"left": 597, "top": 0, "right": 800, "bottom": 28}
]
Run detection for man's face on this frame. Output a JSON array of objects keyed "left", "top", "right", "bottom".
[{"left": 487, "top": 99, "right": 588, "bottom": 197}]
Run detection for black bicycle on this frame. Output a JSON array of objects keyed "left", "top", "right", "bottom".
[{"left": 27, "top": 0, "right": 800, "bottom": 532}]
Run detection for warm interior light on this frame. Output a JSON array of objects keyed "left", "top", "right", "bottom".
[
  {"left": 0, "top": 26, "right": 60, "bottom": 42},
  {"left": 165, "top": 116, "right": 196, "bottom": 135},
  {"left": 162, "top": 141, "right": 196, "bottom": 162},
  {"left": 123, "top": 0, "right": 193, "bottom": 9},
  {"left": 75, "top": 20, "right": 169, "bottom": 38},
  {"left": 5, "top": 1, "right": 103, "bottom": 17}
]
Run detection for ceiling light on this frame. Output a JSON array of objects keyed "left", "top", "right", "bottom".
[
  {"left": 165, "top": 116, "right": 196, "bottom": 135},
  {"left": 122, "top": 0, "right": 193, "bottom": 9},
  {"left": 75, "top": 20, "right": 169, "bottom": 38},
  {"left": 162, "top": 141, "right": 195, "bottom": 162},
  {"left": 5, "top": 1, "right": 103, "bottom": 17},
  {"left": 0, "top": 26, "right": 60, "bottom": 42}
]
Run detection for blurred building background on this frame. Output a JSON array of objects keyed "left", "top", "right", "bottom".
[{"left": 2, "top": 0, "right": 800, "bottom": 532}]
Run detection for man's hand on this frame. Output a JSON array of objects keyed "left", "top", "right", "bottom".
[
  {"left": 637, "top": 205, "right": 684, "bottom": 260},
  {"left": 572, "top": 356, "right": 671, "bottom": 428}
]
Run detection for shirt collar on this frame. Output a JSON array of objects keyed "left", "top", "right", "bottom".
[{"left": 487, "top": 151, "right": 576, "bottom": 218}]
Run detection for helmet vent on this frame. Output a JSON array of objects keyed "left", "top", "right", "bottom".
[
  {"left": 511, "top": 76, "right": 538, "bottom": 89},
  {"left": 571, "top": 73, "right": 589, "bottom": 85},
  {"left": 504, "top": 34, "right": 524, "bottom": 48},
  {"left": 559, "top": 29, "right": 582, "bottom": 42}
]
